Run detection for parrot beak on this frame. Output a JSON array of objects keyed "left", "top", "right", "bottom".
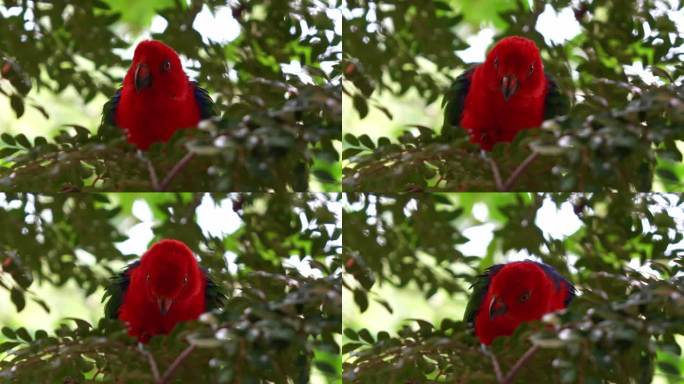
[
  {"left": 500, "top": 75, "right": 518, "bottom": 102},
  {"left": 134, "top": 63, "right": 152, "bottom": 92},
  {"left": 489, "top": 295, "right": 507, "bottom": 320},
  {"left": 157, "top": 297, "right": 173, "bottom": 315}
]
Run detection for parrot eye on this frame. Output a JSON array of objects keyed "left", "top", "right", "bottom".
[
  {"left": 183, "top": 275, "right": 188, "bottom": 285},
  {"left": 493, "top": 57, "right": 499, "bottom": 68},
  {"left": 519, "top": 291, "right": 531, "bottom": 303},
  {"left": 528, "top": 64, "right": 534, "bottom": 76},
  {"left": 161, "top": 59, "right": 171, "bottom": 73}
]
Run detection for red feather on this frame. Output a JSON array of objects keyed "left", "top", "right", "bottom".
[
  {"left": 474, "top": 261, "right": 573, "bottom": 345},
  {"left": 460, "top": 36, "right": 548, "bottom": 151},
  {"left": 115, "top": 40, "right": 201, "bottom": 150},
  {"left": 118, "top": 239, "right": 206, "bottom": 343}
]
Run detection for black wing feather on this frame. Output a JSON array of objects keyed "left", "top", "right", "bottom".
[
  {"left": 463, "top": 263, "right": 504, "bottom": 326},
  {"left": 441, "top": 66, "right": 476, "bottom": 141},
  {"left": 97, "top": 88, "right": 122, "bottom": 140},
  {"left": 191, "top": 82, "right": 217, "bottom": 119},
  {"left": 102, "top": 260, "right": 139, "bottom": 319},
  {"left": 533, "top": 261, "right": 576, "bottom": 306},
  {"left": 543, "top": 72, "right": 570, "bottom": 120},
  {"left": 202, "top": 267, "right": 227, "bottom": 311}
]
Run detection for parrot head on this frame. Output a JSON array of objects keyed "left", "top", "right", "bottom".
[
  {"left": 486, "top": 261, "right": 553, "bottom": 323},
  {"left": 140, "top": 239, "right": 202, "bottom": 315},
  {"left": 485, "top": 36, "right": 544, "bottom": 102},
  {"left": 126, "top": 40, "right": 187, "bottom": 97}
]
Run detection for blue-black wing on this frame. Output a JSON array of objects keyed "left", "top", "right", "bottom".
[
  {"left": 102, "top": 260, "right": 139, "bottom": 319},
  {"left": 202, "top": 267, "right": 227, "bottom": 311},
  {"left": 441, "top": 66, "right": 476, "bottom": 141},
  {"left": 543, "top": 72, "right": 570, "bottom": 120},
  {"left": 463, "top": 263, "right": 503, "bottom": 327},
  {"left": 102, "top": 261, "right": 226, "bottom": 318},
  {"left": 98, "top": 88, "right": 122, "bottom": 140},
  {"left": 533, "top": 261, "right": 576, "bottom": 306},
  {"left": 191, "top": 82, "right": 217, "bottom": 119}
]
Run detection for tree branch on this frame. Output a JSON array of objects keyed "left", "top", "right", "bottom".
[
  {"left": 138, "top": 150, "right": 160, "bottom": 191},
  {"left": 485, "top": 156, "right": 504, "bottom": 191},
  {"left": 502, "top": 344, "right": 540, "bottom": 384},
  {"left": 480, "top": 344, "right": 504, "bottom": 383},
  {"left": 159, "top": 344, "right": 196, "bottom": 383},
  {"left": 138, "top": 343, "right": 161, "bottom": 382},
  {"left": 502, "top": 151, "right": 540, "bottom": 191},
  {"left": 159, "top": 152, "right": 195, "bottom": 191}
]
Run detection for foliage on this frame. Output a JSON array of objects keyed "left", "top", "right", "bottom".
[
  {"left": 343, "top": 0, "right": 684, "bottom": 191},
  {"left": 0, "top": 0, "right": 341, "bottom": 191},
  {"left": 343, "top": 193, "right": 684, "bottom": 382},
  {"left": 0, "top": 193, "right": 342, "bottom": 383}
]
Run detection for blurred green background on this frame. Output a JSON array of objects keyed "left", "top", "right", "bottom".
[{"left": 343, "top": 193, "right": 684, "bottom": 383}]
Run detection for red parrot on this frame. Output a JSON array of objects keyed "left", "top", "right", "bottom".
[
  {"left": 464, "top": 261, "right": 575, "bottom": 345},
  {"left": 101, "top": 40, "right": 215, "bottom": 150},
  {"left": 103, "top": 239, "right": 225, "bottom": 343},
  {"left": 442, "top": 36, "right": 569, "bottom": 151}
]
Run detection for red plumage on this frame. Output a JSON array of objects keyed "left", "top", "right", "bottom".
[
  {"left": 473, "top": 261, "right": 574, "bottom": 345},
  {"left": 118, "top": 239, "right": 206, "bottom": 343},
  {"left": 115, "top": 40, "right": 201, "bottom": 150},
  {"left": 460, "top": 36, "right": 548, "bottom": 151}
]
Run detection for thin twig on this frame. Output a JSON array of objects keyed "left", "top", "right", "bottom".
[
  {"left": 480, "top": 344, "right": 504, "bottom": 383},
  {"left": 138, "top": 343, "right": 161, "bottom": 382},
  {"left": 159, "top": 344, "right": 196, "bottom": 383},
  {"left": 502, "top": 151, "right": 540, "bottom": 191},
  {"left": 159, "top": 152, "right": 195, "bottom": 191},
  {"left": 138, "top": 150, "right": 160, "bottom": 191},
  {"left": 502, "top": 344, "right": 540, "bottom": 384},
  {"left": 483, "top": 151, "right": 505, "bottom": 191}
]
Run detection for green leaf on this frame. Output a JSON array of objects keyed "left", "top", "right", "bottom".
[
  {"left": 14, "top": 134, "right": 31, "bottom": 149},
  {"left": 15, "top": 327, "right": 31, "bottom": 342},
  {"left": 358, "top": 134, "right": 375, "bottom": 150},
  {"left": 10, "top": 287, "right": 25, "bottom": 312},
  {"left": 34, "top": 136, "right": 48, "bottom": 147},
  {"left": 0, "top": 147, "right": 19, "bottom": 158},
  {"left": 353, "top": 94, "right": 369, "bottom": 119},
  {"left": 0, "top": 341, "right": 20, "bottom": 354},
  {"left": 1, "top": 133, "right": 16, "bottom": 146},
  {"left": 34, "top": 329, "right": 48, "bottom": 339},
  {"left": 342, "top": 148, "right": 363, "bottom": 159},
  {"left": 342, "top": 342, "right": 363, "bottom": 354},
  {"left": 343, "top": 328, "right": 359, "bottom": 341},
  {"left": 656, "top": 168, "right": 678, "bottom": 182},
  {"left": 357, "top": 328, "right": 374, "bottom": 344},
  {"left": 344, "top": 133, "right": 359, "bottom": 146},
  {"left": 1, "top": 326, "right": 16, "bottom": 339},
  {"left": 657, "top": 361, "right": 680, "bottom": 376},
  {"left": 313, "top": 169, "right": 336, "bottom": 183},
  {"left": 353, "top": 288, "right": 369, "bottom": 313},
  {"left": 10, "top": 94, "right": 24, "bottom": 118}
]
